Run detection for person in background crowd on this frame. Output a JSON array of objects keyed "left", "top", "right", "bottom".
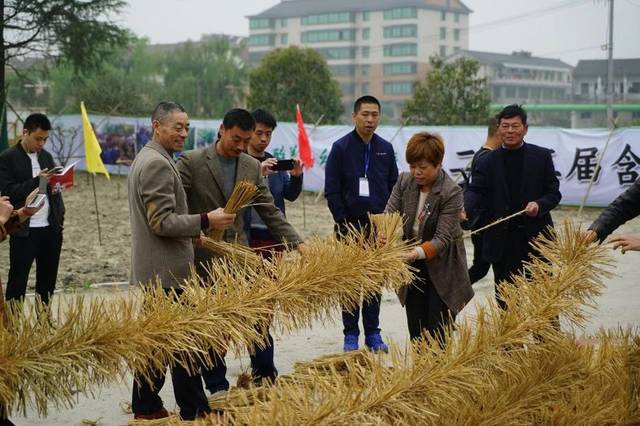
[
  {"left": 245, "top": 108, "right": 303, "bottom": 256},
  {"left": 325, "top": 95, "right": 398, "bottom": 353},
  {"left": 0, "top": 113, "right": 65, "bottom": 306},
  {"left": 466, "top": 116, "right": 501, "bottom": 284}
]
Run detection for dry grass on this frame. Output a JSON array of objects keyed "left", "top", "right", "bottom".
[
  {"left": 207, "top": 181, "right": 257, "bottom": 241},
  {"left": 0, "top": 224, "right": 412, "bottom": 418}
]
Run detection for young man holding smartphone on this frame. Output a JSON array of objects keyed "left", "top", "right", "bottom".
[
  {"left": 0, "top": 113, "right": 65, "bottom": 306},
  {"left": 245, "top": 108, "right": 303, "bottom": 253}
]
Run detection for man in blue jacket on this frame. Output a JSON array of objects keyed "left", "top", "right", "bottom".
[{"left": 325, "top": 95, "right": 399, "bottom": 352}]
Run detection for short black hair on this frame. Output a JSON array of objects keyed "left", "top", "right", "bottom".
[
  {"left": 152, "top": 101, "right": 186, "bottom": 123},
  {"left": 23, "top": 113, "right": 51, "bottom": 132},
  {"left": 497, "top": 104, "right": 527, "bottom": 126},
  {"left": 251, "top": 108, "right": 277, "bottom": 130},
  {"left": 353, "top": 95, "right": 381, "bottom": 113},
  {"left": 487, "top": 115, "right": 499, "bottom": 137},
  {"left": 222, "top": 108, "right": 255, "bottom": 131}
]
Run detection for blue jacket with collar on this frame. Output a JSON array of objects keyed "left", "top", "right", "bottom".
[{"left": 325, "top": 130, "right": 398, "bottom": 223}]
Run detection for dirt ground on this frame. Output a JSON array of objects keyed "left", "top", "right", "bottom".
[{"left": 2, "top": 171, "right": 640, "bottom": 425}]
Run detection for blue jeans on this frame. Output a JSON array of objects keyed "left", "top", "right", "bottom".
[
  {"left": 342, "top": 293, "right": 382, "bottom": 337},
  {"left": 201, "top": 331, "right": 277, "bottom": 393}
]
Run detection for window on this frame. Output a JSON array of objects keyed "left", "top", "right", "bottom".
[
  {"left": 518, "top": 87, "right": 529, "bottom": 98},
  {"left": 249, "top": 51, "right": 268, "bottom": 64},
  {"left": 341, "top": 82, "right": 356, "bottom": 95},
  {"left": 280, "top": 18, "right": 287, "bottom": 27},
  {"left": 383, "top": 24, "right": 417, "bottom": 38},
  {"left": 384, "top": 7, "right": 417, "bottom": 20},
  {"left": 384, "top": 81, "right": 415, "bottom": 95},
  {"left": 302, "top": 12, "right": 353, "bottom": 25},
  {"left": 453, "top": 46, "right": 460, "bottom": 53},
  {"left": 383, "top": 43, "right": 417, "bottom": 57},
  {"left": 330, "top": 65, "right": 356, "bottom": 76},
  {"left": 580, "top": 112, "right": 592, "bottom": 119},
  {"left": 362, "top": 28, "right": 370, "bottom": 40},
  {"left": 543, "top": 88, "right": 553, "bottom": 99},
  {"left": 362, "top": 46, "right": 370, "bottom": 58},
  {"left": 506, "top": 86, "right": 516, "bottom": 98},
  {"left": 280, "top": 34, "right": 288, "bottom": 45},
  {"left": 632, "top": 111, "right": 640, "bottom": 119},
  {"left": 249, "top": 34, "right": 274, "bottom": 47},
  {"left": 440, "top": 27, "right": 446, "bottom": 40},
  {"left": 384, "top": 62, "right": 417, "bottom": 75},
  {"left": 455, "top": 12, "right": 460, "bottom": 23},
  {"left": 363, "top": 11, "right": 370, "bottom": 21},
  {"left": 362, "top": 83, "right": 370, "bottom": 94},
  {"left": 441, "top": 11, "right": 446, "bottom": 21},
  {"left": 250, "top": 18, "right": 272, "bottom": 29},
  {"left": 301, "top": 29, "right": 355, "bottom": 43},
  {"left": 630, "top": 82, "right": 640, "bottom": 94},
  {"left": 439, "top": 45, "right": 446, "bottom": 57},
  {"left": 317, "top": 47, "right": 357, "bottom": 60},
  {"left": 454, "top": 29, "right": 460, "bottom": 42},
  {"left": 361, "top": 64, "right": 370, "bottom": 76},
  {"left": 580, "top": 83, "right": 589, "bottom": 95}
]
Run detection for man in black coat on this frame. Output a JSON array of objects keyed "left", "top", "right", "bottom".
[
  {"left": 586, "top": 177, "right": 640, "bottom": 253},
  {"left": 464, "top": 105, "right": 561, "bottom": 309},
  {"left": 0, "top": 113, "right": 65, "bottom": 305}
]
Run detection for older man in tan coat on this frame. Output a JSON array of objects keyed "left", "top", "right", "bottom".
[{"left": 128, "top": 101, "right": 235, "bottom": 421}]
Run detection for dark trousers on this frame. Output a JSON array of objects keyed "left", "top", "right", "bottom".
[
  {"left": 468, "top": 232, "right": 491, "bottom": 284},
  {"left": 131, "top": 288, "right": 210, "bottom": 420},
  {"left": 6, "top": 227, "right": 62, "bottom": 305},
  {"left": 201, "top": 330, "right": 277, "bottom": 393},
  {"left": 492, "top": 227, "right": 531, "bottom": 311},
  {"left": 405, "top": 261, "right": 455, "bottom": 342},
  {"left": 334, "top": 218, "right": 382, "bottom": 337}
]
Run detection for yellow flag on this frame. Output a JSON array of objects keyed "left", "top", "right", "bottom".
[{"left": 80, "top": 102, "right": 110, "bottom": 180}]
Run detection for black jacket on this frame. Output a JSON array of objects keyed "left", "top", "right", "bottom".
[
  {"left": 0, "top": 142, "right": 65, "bottom": 236},
  {"left": 464, "top": 142, "right": 561, "bottom": 263},
  {"left": 589, "top": 177, "right": 640, "bottom": 242}
]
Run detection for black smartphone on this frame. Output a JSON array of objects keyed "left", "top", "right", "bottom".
[
  {"left": 49, "top": 166, "right": 64, "bottom": 174},
  {"left": 272, "top": 159, "right": 295, "bottom": 171}
]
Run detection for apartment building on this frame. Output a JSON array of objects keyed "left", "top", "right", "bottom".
[
  {"left": 248, "top": 0, "right": 471, "bottom": 122},
  {"left": 572, "top": 58, "right": 640, "bottom": 127}
]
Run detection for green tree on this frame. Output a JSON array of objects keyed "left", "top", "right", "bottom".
[
  {"left": 2, "top": 0, "right": 128, "bottom": 148},
  {"left": 162, "top": 38, "right": 248, "bottom": 118},
  {"left": 47, "top": 37, "right": 163, "bottom": 116},
  {"left": 403, "top": 56, "right": 491, "bottom": 125},
  {"left": 248, "top": 47, "right": 343, "bottom": 124}
]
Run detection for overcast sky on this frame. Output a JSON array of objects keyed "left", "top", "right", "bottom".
[{"left": 121, "top": 0, "right": 640, "bottom": 65}]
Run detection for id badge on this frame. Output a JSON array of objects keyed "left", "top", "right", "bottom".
[{"left": 359, "top": 177, "right": 370, "bottom": 197}]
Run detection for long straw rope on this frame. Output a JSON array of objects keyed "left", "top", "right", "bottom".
[{"left": 463, "top": 208, "right": 528, "bottom": 239}]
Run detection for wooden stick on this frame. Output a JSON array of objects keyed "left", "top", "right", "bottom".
[{"left": 90, "top": 173, "right": 103, "bottom": 245}]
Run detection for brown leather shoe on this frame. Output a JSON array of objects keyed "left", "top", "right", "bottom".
[{"left": 133, "top": 407, "right": 169, "bottom": 420}]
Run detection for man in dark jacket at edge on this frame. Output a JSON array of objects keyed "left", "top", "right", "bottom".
[
  {"left": 585, "top": 177, "right": 640, "bottom": 253},
  {"left": 325, "top": 95, "right": 399, "bottom": 353}
]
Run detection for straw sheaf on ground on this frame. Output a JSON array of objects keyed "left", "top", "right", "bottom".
[
  {"left": 0, "top": 227, "right": 413, "bottom": 418},
  {"left": 158, "top": 222, "right": 640, "bottom": 426}
]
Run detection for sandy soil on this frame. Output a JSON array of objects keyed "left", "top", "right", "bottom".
[{"left": 2, "top": 172, "right": 639, "bottom": 425}]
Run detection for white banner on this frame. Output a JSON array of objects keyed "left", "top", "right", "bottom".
[{"left": 47, "top": 114, "right": 640, "bottom": 207}]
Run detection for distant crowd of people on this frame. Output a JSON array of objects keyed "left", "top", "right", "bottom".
[{"left": 1, "top": 99, "right": 639, "bottom": 423}]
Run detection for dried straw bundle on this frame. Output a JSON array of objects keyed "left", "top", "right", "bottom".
[
  {"left": 208, "top": 181, "right": 257, "bottom": 240},
  {"left": 200, "top": 237, "right": 262, "bottom": 270},
  {"left": 202, "top": 222, "right": 640, "bottom": 425},
  {"left": 0, "top": 228, "right": 413, "bottom": 418},
  {"left": 368, "top": 212, "right": 404, "bottom": 246}
]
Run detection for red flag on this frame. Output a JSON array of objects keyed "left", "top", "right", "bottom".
[{"left": 296, "top": 104, "right": 314, "bottom": 169}]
